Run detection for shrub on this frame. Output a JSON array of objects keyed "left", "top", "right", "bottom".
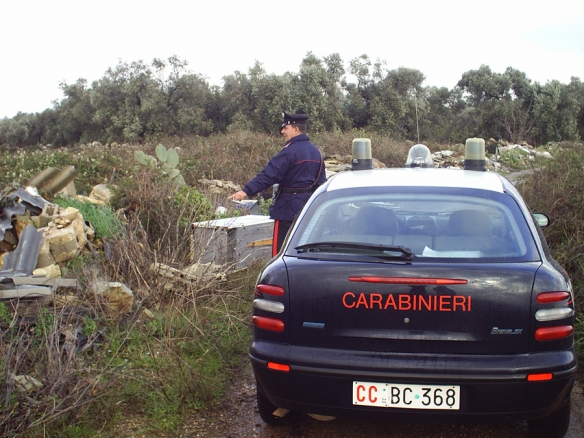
[
  {"left": 52, "top": 196, "right": 125, "bottom": 239},
  {"left": 173, "top": 185, "right": 213, "bottom": 224},
  {"left": 517, "top": 144, "right": 584, "bottom": 359}
]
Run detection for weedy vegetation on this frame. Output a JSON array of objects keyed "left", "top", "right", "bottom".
[
  {"left": 518, "top": 143, "right": 584, "bottom": 308},
  {"left": 0, "top": 133, "right": 582, "bottom": 437}
]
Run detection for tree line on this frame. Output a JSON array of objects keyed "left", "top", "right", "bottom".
[{"left": 1, "top": 53, "right": 583, "bottom": 147}]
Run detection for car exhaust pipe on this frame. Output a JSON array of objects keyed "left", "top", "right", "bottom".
[{"left": 272, "top": 408, "right": 290, "bottom": 417}]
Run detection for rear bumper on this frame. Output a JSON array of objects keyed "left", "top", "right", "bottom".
[{"left": 250, "top": 341, "right": 577, "bottom": 421}]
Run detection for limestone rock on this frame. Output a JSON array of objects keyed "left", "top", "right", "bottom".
[
  {"left": 198, "top": 179, "right": 241, "bottom": 193},
  {"left": 75, "top": 195, "right": 104, "bottom": 205},
  {"left": 11, "top": 374, "right": 43, "bottom": 393},
  {"left": 89, "top": 184, "right": 113, "bottom": 204},
  {"left": 58, "top": 206, "right": 79, "bottom": 222},
  {"left": 36, "top": 239, "right": 57, "bottom": 269},
  {"left": 371, "top": 157, "right": 386, "bottom": 168},
  {"left": 42, "top": 226, "right": 80, "bottom": 263},
  {"left": 92, "top": 281, "right": 134, "bottom": 312},
  {"left": 13, "top": 216, "right": 34, "bottom": 238},
  {"left": 33, "top": 264, "right": 62, "bottom": 278},
  {"left": 71, "top": 213, "right": 88, "bottom": 249}
]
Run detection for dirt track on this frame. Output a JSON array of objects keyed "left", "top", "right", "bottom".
[{"left": 176, "top": 361, "right": 583, "bottom": 438}]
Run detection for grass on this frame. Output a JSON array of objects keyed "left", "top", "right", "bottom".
[
  {"left": 0, "top": 133, "right": 582, "bottom": 436},
  {"left": 0, "top": 260, "right": 257, "bottom": 437},
  {"left": 515, "top": 144, "right": 584, "bottom": 361},
  {"left": 52, "top": 195, "right": 125, "bottom": 239}
]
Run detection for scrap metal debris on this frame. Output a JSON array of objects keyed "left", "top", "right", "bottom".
[{"left": 0, "top": 177, "right": 96, "bottom": 307}]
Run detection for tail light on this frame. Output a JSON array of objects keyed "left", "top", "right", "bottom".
[
  {"left": 527, "top": 373, "right": 553, "bottom": 381},
  {"left": 253, "top": 316, "right": 285, "bottom": 332},
  {"left": 253, "top": 283, "right": 286, "bottom": 332},
  {"left": 256, "top": 284, "right": 285, "bottom": 296},
  {"left": 267, "top": 362, "right": 290, "bottom": 372},
  {"left": 254, "top": 299, "right": 285, "bottom": 313},
  {"left": 535, "top": 326, "right": 573, "bottom": 341},
  {"left": 535, "top": 308, "right": 573, "bottom": 322},
  {"left": 534, "top": 291, "right": 574, "bottom": 342},
  {"left": 537, "top": 291, "right": 571, "bottom": 304}
]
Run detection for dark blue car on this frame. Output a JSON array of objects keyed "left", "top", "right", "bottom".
[{"left": 250, "top": 141, "right": 576, "bottom": 438}]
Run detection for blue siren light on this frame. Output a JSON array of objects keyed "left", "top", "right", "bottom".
[{"left": 405, "top": 144, "right": 434, "bottom": 168}]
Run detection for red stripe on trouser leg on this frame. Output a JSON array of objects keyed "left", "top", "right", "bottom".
[{"left": 272, "top": 220, "right": 280, "bottom": 257}]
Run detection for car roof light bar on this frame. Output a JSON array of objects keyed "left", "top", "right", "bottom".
[
  {"left": 463, "top": 138, "right": 487, "bottom": 171},
  {"left": 405, "top": 144, "right": 434, "bottom": 168},
  {"left": 352, "top": 138, "right": 372, "bottom": 171}
]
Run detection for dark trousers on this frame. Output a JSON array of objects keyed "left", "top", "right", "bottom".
[{"left": 272, "top": 220, "right": 292, "bottom": 257}]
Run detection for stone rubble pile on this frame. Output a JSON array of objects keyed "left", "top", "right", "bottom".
[
  {"left": 0, "top": 181, "right": 133, "bottom": 314},
  {"left": 430, "top": 139, "right": 552, "bottom": 171},
  {"left": 150, "top": 261, "right": 226, "bottom": 293},
  {"left": 198, "top": 179, "right": 242, "bottom": 194}
]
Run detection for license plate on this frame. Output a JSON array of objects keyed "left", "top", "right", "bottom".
[{"left": 353, "top": 381, "right": 460, "bottom": 410}]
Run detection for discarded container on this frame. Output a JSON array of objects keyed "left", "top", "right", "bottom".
[
  {"left": 191, "top": 215, "right": 274, "bottom": 268},
  {"left": 231, "top": 199, "right": 262, "bottom": 215}
]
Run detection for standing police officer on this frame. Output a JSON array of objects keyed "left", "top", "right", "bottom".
[{"left": 228, "top": 112, "right": 326, "bottom": 256}]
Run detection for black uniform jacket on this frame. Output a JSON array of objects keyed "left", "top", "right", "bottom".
[{"left": 243, "top": 134, "right": 326, "bottom": 221}]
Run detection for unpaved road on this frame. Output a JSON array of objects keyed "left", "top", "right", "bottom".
[{"left": 179, "top": 361, "right": 584, "bottom": 438}]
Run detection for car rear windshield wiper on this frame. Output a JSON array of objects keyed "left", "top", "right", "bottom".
[{"left": 295, "top": 241, "right": 413, "bottom": 261}]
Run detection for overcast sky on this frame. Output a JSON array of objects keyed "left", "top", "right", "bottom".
[{"left": 1, "top": 0, "right": 583, "bottom": 119}]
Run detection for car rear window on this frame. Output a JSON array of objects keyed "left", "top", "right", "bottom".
[{"left": 288, "top": 186, "right": 540, "bottom": 263}]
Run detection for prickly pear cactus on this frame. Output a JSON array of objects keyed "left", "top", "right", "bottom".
[
  {"left": 134, "top": 144, "right": 185, "bottom": 187},
  {"left": 155, "top": 144, "right": 168, "bottom": 163},
  {"left": 166, "top": 148, "right": 179, "bottom": 168},
  {"left": 134, "top": 150, "right": 156, "bottom": 166}
]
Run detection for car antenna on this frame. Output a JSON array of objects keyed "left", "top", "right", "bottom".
[{"left": 414, "top": 88, "right": 420, "bottom": 144}]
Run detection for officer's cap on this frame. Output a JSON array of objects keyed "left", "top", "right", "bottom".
[{"left": 281, "top": 112, "right": 308, "bottom": 129}]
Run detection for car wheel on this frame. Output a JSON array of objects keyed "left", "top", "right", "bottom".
[
  {"left": 256, "top": 382, "right": 284, "bottom": 425},
  {"left": 528, "top": 400, "right": 571, "bottom": 438}
]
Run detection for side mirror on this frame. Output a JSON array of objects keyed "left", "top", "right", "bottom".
[{"left": 533, "top": 213, "right": 550, "bottom": 227}]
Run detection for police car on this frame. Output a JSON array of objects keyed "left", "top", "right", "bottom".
[{"left": 250, "top": 138, "right": 577, "bottom": 438}]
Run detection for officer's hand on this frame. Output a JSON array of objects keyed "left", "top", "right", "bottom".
[{"left": 228, "top": 190, "right": 248, "bottom": 201}]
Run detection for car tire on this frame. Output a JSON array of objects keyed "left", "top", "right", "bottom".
[
  {"left": 527, "top": 399, "right": 571, "bottom": 438},
  {"left": 256, "top": 382, "right": 284, "bottom": 425}
]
